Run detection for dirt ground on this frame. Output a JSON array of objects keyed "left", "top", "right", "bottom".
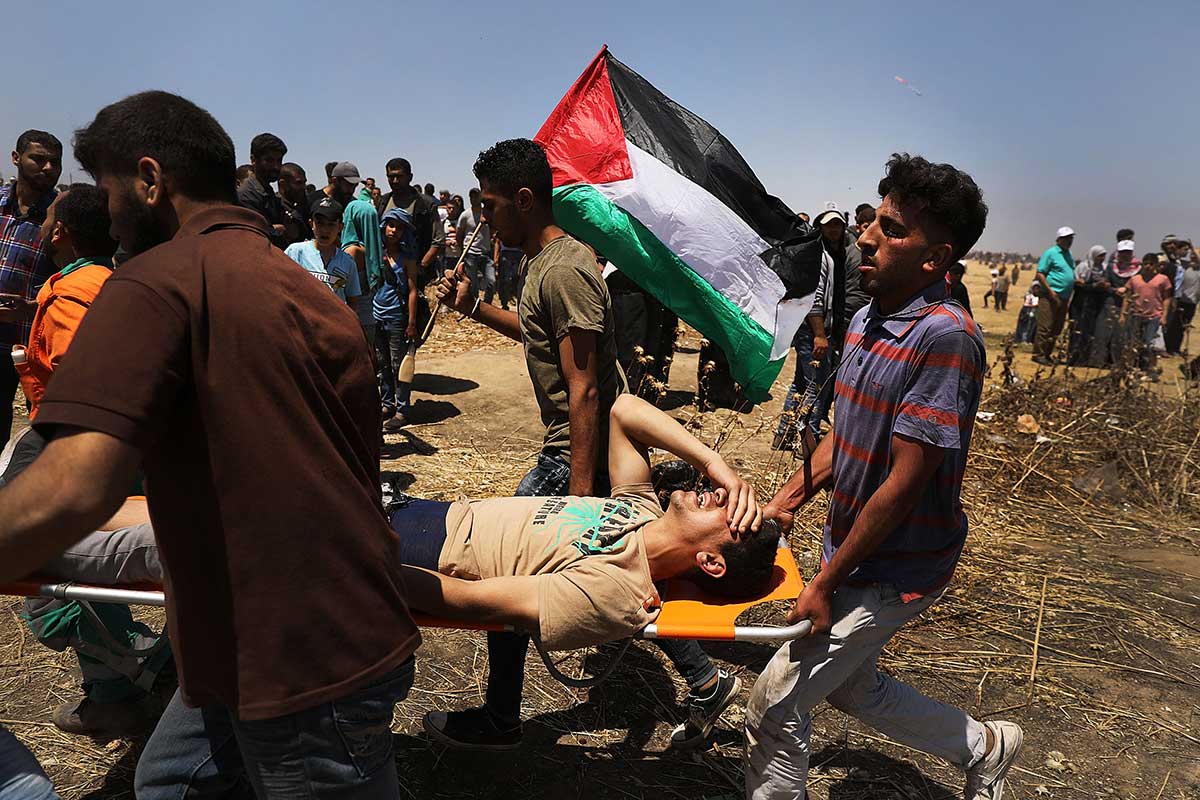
[{"left": 2, "top": 266, "right": 1198, "bottom": 799}]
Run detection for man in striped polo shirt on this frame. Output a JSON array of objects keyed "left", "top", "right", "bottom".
[{"left": 745, "top": 154, "right": 1022, "bottom": 800}]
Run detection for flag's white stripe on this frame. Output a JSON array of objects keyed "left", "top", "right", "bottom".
[{"left": 593, "top": 142, "right": 810, "bottom": 358}]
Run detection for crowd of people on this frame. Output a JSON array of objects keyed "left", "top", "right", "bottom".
[
  {"left": 969, "top": 234, "right": 1198, "bottom": 381},
  {"left": 0, "top": 90, "right": 1070, "bottom": 800}
]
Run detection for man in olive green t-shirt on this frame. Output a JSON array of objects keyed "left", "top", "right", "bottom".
[{"left": 434, "top": 138, "right": 740, "bottom": 752}]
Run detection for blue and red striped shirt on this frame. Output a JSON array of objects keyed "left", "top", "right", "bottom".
[
  {"left": 823, "top": 280, "right": 984, "bottom": 600},
  {"left": 0, "top": 184, "right": 56, "bottom": 347}
]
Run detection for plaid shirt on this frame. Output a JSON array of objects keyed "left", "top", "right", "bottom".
[{"left": 0, "top": 183, "right": 56, "bottom": 346}]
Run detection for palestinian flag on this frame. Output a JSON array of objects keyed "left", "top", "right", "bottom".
[{"left": 535, "top": 46, "right": 821, "bottom": 400}]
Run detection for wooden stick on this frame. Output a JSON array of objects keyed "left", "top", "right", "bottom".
[
  {"left": 1153, "top": 771, "right": 1171, "bottom": 800},
  {"left": 395, "top": 222, "right": 487, "bottom": 386},
  {"left": 419, "top": 221, "right": 485, "bottom": 342},
  {"left": 1026, "top": 575, "right": 1049, "bottom": 706}
]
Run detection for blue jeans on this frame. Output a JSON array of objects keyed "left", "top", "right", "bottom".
[
  {"left": 390, "top": 499, "right": 451, "bottom": 570},
  {"left": 374, "top": 321, "right": 412, "bottom": 416},
  {"left": 484, "top": 451, "right": 716, "bottom": 728},
  {"left": 0, "top": 727, "right": 58, "bottom": 800},
  {"left": 776, "top": 328, "right": 832, "bottom": 441},
  {"left": 135, "top": 661, "right": 415, "bottom": 799},
  {"left": 463, "top": 254, "right": 495, "bottom": 305},
  {"left": 1130, "top": 316, "right": 1161, "bottom": 371}
]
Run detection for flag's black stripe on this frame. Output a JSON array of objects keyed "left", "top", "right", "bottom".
[{"left": 606, "top": 53, "right": 820, "bottom": 299}]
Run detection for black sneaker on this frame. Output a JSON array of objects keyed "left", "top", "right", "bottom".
[
  {"left": 669, "top": 670, "right": 741, "bottom": 747},
  {"left": 423, "top": 707, "right": 522, "bottom": 751}
]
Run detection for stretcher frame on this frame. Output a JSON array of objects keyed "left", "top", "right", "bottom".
[{"left": 0, "top": 544, "right": 810, "bottom": 644}]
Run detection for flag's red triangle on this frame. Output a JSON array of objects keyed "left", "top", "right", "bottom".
[{"left": 534, "top": 46, "right": 633, "bottom": 187}]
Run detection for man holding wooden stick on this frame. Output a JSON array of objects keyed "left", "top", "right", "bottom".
[{"left": 745, "top": 154, "right": 1023, "bottom": 800}]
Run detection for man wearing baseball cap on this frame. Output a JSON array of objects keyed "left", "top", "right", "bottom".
[
  {"left": 330, "top": 162, "right": 384, "bottom": 346},
  {"left": 1033, "top": 226, "right": 1076, "bottom": 364}
]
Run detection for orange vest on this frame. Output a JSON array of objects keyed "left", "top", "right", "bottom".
[{"left": 16, "top": 263, "right": 112, "bottom": 419}]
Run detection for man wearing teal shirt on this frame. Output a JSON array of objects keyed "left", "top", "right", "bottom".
[
  {"left": 330, "top": 162, "right": 384, "bottom": 346},
  {"left": 1033, "top": 226, "right": 1076, "bottom": 364}
]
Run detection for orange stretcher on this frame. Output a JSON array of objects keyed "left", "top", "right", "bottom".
[{"left": 0, "top": 544, "right": 809, "bottom": 644}]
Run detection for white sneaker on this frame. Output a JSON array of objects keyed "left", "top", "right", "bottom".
[{"left": 964, "top": 721, "right": 1023, "bottom": 800}]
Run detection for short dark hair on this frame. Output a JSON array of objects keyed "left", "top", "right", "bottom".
[
  {"left": 280, "top": 162, "right": 305, "bottom": 179},
  {"left": 691, "top": 524, "right": 780, "bottom": 599},
  {"left": 473, "top": 139, "right": 552, "bottom": 206},
  {"left": 324, "top": 161, "right": 338, "bottom": 181},
  {"left": 469, "top": 187, "right": 481, "bottom": 201},
  {"left": 877, "top": 153, "right": 987, "bottom": 262},
  {"left": 15, "top": 130, "right": 62, "bottom": 155},
  {"left": 55, "top": 183, "right": 116, "bottom": 257},
  {"left": 249, "top": 132, "right": 286, "bottom": 159},
  {"left": 1117, "top": 228, "right": 1135, "bottom": 241},
  {"left": 855, "top": 203, "right": 876, "bottom": 225},
  {"left": 386, "top": 157, "right": 411, "bottom": 174},
  {"left": 423, "top": 182, "right": 435, "bottom": 195},
  {"left": 650, "top": 459, "right": 702, "bottom": 509},
  {"left": 236, "top": 164, "right": 254, "bottom": 182},
  {"left": 74, "top": 90, "right": 236, "bottom": 203}
]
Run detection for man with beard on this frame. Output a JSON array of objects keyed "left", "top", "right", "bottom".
[
  {"left": 277, "top": 162, "right": 312, "bottom": 247},
  {"left": 746, "top": 154, "right": 1022, "bottom": 800},
  {"left": 236, "top": 132, "right": 288, "bottom": 247},
  {"left": 0, "top": 130, "right": 62, "bottom": 448},
  {"left": 0, "top": 91, "right": 420, "bottom": 797}
]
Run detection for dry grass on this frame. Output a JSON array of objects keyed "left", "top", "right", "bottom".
[{"left": 2, "top": 325, "right": 1199, "bottom": 799}]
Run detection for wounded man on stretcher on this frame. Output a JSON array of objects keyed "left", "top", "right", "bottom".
[{"left": 21, "top": 393, "right": 780, "bottom": 652}]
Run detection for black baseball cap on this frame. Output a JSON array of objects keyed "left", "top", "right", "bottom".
[{"left": 310, "top": 196, "right": 344, "bottom": 220}]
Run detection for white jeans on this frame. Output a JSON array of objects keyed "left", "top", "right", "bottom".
[{"left": 744, "top": 582, "right": 987, "bottom": 799}]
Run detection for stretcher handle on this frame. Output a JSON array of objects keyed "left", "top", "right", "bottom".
[{"left": 638, "top": 619, "right": 813, "bottom": 642}]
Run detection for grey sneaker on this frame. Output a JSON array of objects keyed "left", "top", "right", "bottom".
[
  {"left": 669, "top": 670, "right": 741, "bottom": 747},
  {"left": 964, "top": 721, "right": 1023, "bottom": 800}
]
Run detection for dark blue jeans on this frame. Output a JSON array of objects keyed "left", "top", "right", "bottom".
[
  {"left": 0, "top": 726, "right": 58, "bottom": 800},
  {"left": 374, "top": 321, "right": 412, "bottom": 416},
  {"left": 134, "top": 661, "right": 415, "bottom": 799},
  {"left": 390, "top": 499, "right": 451, "bottom": 570},
  {"left": 485, "top": 451, "right": 717, "bottom": 728},
  {"left": 776, "top": 328, "right": 832, "bottom": 441}
]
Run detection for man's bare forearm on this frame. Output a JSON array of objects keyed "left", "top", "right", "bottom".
[
  {"left": 768, "top": 433, "right": 834, "bottom": 513},
  {"left": 0, "top": 432, "right": 137, "bottom": 581},
  {"left": 610, "top": 394, "right": 721, "bottom": 472},
  {"left": 421, "top": 244, "right": 443, "bottom": 271},
  {"left": 471, "top": 301, "right": 522, "bottom": 341},
  {"left": 811, "top": 473, "right": 915, "bottom": 591},
  {"left": 567, "top": 386, "right": 601, "bottom": 495}
]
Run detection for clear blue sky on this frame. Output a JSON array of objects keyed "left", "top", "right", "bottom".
[{"left": 5, "top": 0, "right": 1196, "bottom": 253}]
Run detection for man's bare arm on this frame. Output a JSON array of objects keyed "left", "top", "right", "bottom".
[
  {"left": 434, "top": 269, "right": 521, "bottom": 341},
  {"left": 0, "top": 429, "right": 141, "bottom": 581},
  {"left": 607, "top": 393, "right": 760, "bottom": 532},
  {"left": 787, "top": 433, "right": 944, "bottom": 633},
  {"left": 400, "top": 566, "right": 540, "bottom": 632},
  {"left": 560, "top": 329, "right": 601, "bottom": 496},
  {"left": 764, "top": 432, "right": 835, "bottom": 528}
]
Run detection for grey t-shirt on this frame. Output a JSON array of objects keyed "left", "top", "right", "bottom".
[{"left": 457, "top": 209, "right": 493, "bottom": 257}]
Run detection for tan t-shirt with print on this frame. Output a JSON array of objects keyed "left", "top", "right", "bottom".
[{"left": 439, "top": 483, "right": 663, "bottom": 650}]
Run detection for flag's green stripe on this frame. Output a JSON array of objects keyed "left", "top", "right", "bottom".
[{"left": 552, "top": 183, "right": 782, "bottom": 401}]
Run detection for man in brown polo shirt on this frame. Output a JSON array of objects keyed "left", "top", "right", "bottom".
[{"left": 0, "top": 91, "right": 419, "bottom": 798}]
